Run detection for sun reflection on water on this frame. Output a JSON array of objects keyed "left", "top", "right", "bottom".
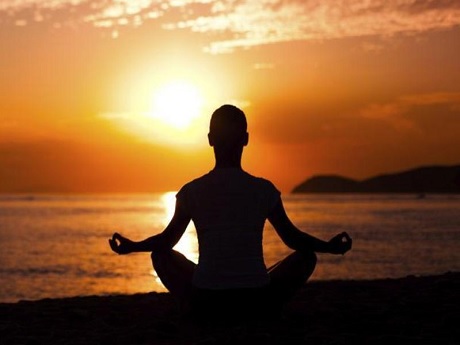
[
  {"left": 147, "top": 192, "right": 198, "bottom": 288},
  {"left": 160, "top": 191, "right": 176, "bottom": 227}
]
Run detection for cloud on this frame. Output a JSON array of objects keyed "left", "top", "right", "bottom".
[
  {"left": 2, "top": 1, "right": 460, "bottom": 52},
  {"left": 359, "top": 92, "right": 460, "bottom": 131},
  {"left": 252, "top": 91, "right": 460, "bottom": 146},
  {"left": 359, "top": 102, "right": 416, "bottom": 131},
  {"left": 0, "top": 0, "right": 163, "bottom": 28},
  {"left": 400, "top": 92, "right": 460, "bottom": 105}
]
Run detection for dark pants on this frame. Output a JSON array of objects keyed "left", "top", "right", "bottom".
[{"left": 151, "top": 249, "right": 317, "bottom": 321}]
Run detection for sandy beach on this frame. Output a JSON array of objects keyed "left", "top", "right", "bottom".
[{"left": 1, "top": 272, "right": 458, "bottom": 344}]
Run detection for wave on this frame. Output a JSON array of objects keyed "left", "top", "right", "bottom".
[
  {"left": 0, "top": 193, "right": 171, "bottom": 202},
  {"left": 0, "top": 267, "right": 124, "bottom": 279}
]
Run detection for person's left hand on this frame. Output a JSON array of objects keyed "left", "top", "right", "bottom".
[
  {"left": 327, "top": 232, "right": 352, "bottom": 255},
  {"left": 109, "top": 232, "right": 135, "bottom": 255}
]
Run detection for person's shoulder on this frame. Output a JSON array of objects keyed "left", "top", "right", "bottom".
[
  {"left": 178, "top": 172, "right": 212, "bottom": 192},
  {"left": 243, "top": 171, "right": 279, "bottom": 192},
  {"left": 243, "top": 172, "right": 280, "bottom": 212},
  {"left": 183, "top": 175, "right": 205, "bottom": 187}
]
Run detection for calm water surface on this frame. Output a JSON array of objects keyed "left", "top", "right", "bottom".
[{"left": 0, "top": 193, "right": 459, "bottom": 303}]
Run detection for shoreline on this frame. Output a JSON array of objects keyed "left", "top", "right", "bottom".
[{"left": 1, "top": 272, "right": 458, "bottom": 344}]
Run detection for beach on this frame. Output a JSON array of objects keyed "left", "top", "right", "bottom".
[{"left": 1, "top": 272, "right": 458, "bottom": 344}]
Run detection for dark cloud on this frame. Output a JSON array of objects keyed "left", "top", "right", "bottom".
[{"left": 402, "top": 0, "right": 460, "bottom": 14}]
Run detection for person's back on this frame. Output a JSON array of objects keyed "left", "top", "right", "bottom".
[{"left": 178, "top": 168, "right": 279, "bottom": 289}]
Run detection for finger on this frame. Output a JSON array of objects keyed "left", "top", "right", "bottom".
[
  {"left": 338, "top": 232, "right": 351, "bottom": 244},
  {"left": 109, "top": 239, "right": 120, "bottom": 253},
  {"left": 113, "top": 232, "right": 124, "bottom": 242},
  {"left": 338, "top": 233, "right": 348, "bottom": 243},
  {"left": 332, "top": 233, "right": 343, "bottom": 241},
  {"left": 343, "top": 238, "right": 352, "bottom": 254},
  {"left": 109, "top": 238, "right": 116, "bottom": 249}
]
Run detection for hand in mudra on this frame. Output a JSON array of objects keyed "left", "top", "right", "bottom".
[
  {"left": 328, "top": 232, "right": 352, "bottom": 255},
  {"left": 109, "top": 233, "right": 134, "bottom": 255}
]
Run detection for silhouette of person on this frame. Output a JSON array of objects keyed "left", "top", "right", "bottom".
[{"left": 109, "top": 104, "right": 352, "bottom": 320}]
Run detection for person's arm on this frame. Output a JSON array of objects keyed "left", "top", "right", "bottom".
[
  {"left": 268, "top": 198, "right": 352, "bottom": 254},
  {"left": 109, "top": 198, "right": 191, "bottom": 254}
]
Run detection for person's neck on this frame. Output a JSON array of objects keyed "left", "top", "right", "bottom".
[
  {"left": 213, "top": 149, "right": 243, "bottom": 170},
  {"left": 213, "top": 161, "right": 242, "bottom": 169}
]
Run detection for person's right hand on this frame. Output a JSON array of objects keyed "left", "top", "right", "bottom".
[
  {"left": 327, "top": 232, "right": 352, "bottom": 255},
  {"left": 109, "top": 232, "right": 135, "bottom": 255}
]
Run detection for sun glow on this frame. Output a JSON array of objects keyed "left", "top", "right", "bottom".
[
  {"left": 105, "top": 78, "right": 211, "bottom": 147},
  {"left": 148, "top": 81, "right": 204, "bottom": 129}
]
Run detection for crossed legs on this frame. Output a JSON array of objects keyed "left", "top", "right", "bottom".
[
  {"left": 151, "top": 249, "right": 196, "bottom": 302},
  {"left": 267, "top": 250, "right": 317, "bottom": 305},
  {"left": 151, "top": 249, "right": 317, "bottom": 312}
]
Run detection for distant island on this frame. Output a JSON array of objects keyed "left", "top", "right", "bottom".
[{"left": 292, "top": 164, "right": 460, "bottom": 194}]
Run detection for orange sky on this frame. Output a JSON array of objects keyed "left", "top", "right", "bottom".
[{"left": 1, "top": 1, "right": 460, "bottom": 193}]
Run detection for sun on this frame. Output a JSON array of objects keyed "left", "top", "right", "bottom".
[
  {"left": 148, "top": 80, "right": 204, "bottom": 129},
  {"left": 104, "top": 78, "right": 211, "bottom": 147}
]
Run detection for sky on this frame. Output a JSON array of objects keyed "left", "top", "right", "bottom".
[{"left": 1, "top": 0, "right": 460, "bottom": 193}]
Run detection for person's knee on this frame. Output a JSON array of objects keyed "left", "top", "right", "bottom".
[
  {"left": 307, "top": 250, "right": 317, "bottom": 265},
  {"left": 150, "top": 249, "right": 169, "bottom": 265},
  {"left": 297, "top": 250, "right": 317, "bottom": 270}
]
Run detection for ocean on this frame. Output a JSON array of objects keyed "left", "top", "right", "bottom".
[{"left": 0, "top": 193, "right": 459, "bottom": 303}]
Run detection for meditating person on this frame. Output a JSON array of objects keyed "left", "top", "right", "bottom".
[{"left": 109, "top": 104, "right": 352, "bottom": 320}]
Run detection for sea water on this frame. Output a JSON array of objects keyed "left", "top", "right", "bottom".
[{"left": 0, "top": 193, "right": 459, "bottom": 303}]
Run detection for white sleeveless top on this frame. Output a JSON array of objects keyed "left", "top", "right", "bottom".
[{"left": 176, "top": 169, "right": 280, "bottom": 289}]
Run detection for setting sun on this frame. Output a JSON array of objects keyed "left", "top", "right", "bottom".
[
  {"left": 148, "top": 81, "right": 204, "bottom": 129},
  {"left": 101, "top": 79, "right": 210, "bottom": 147}
]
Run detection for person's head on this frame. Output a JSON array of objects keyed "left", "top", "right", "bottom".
[{"left": 208, "top": 104, "right": 248, "bottom": 150}]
